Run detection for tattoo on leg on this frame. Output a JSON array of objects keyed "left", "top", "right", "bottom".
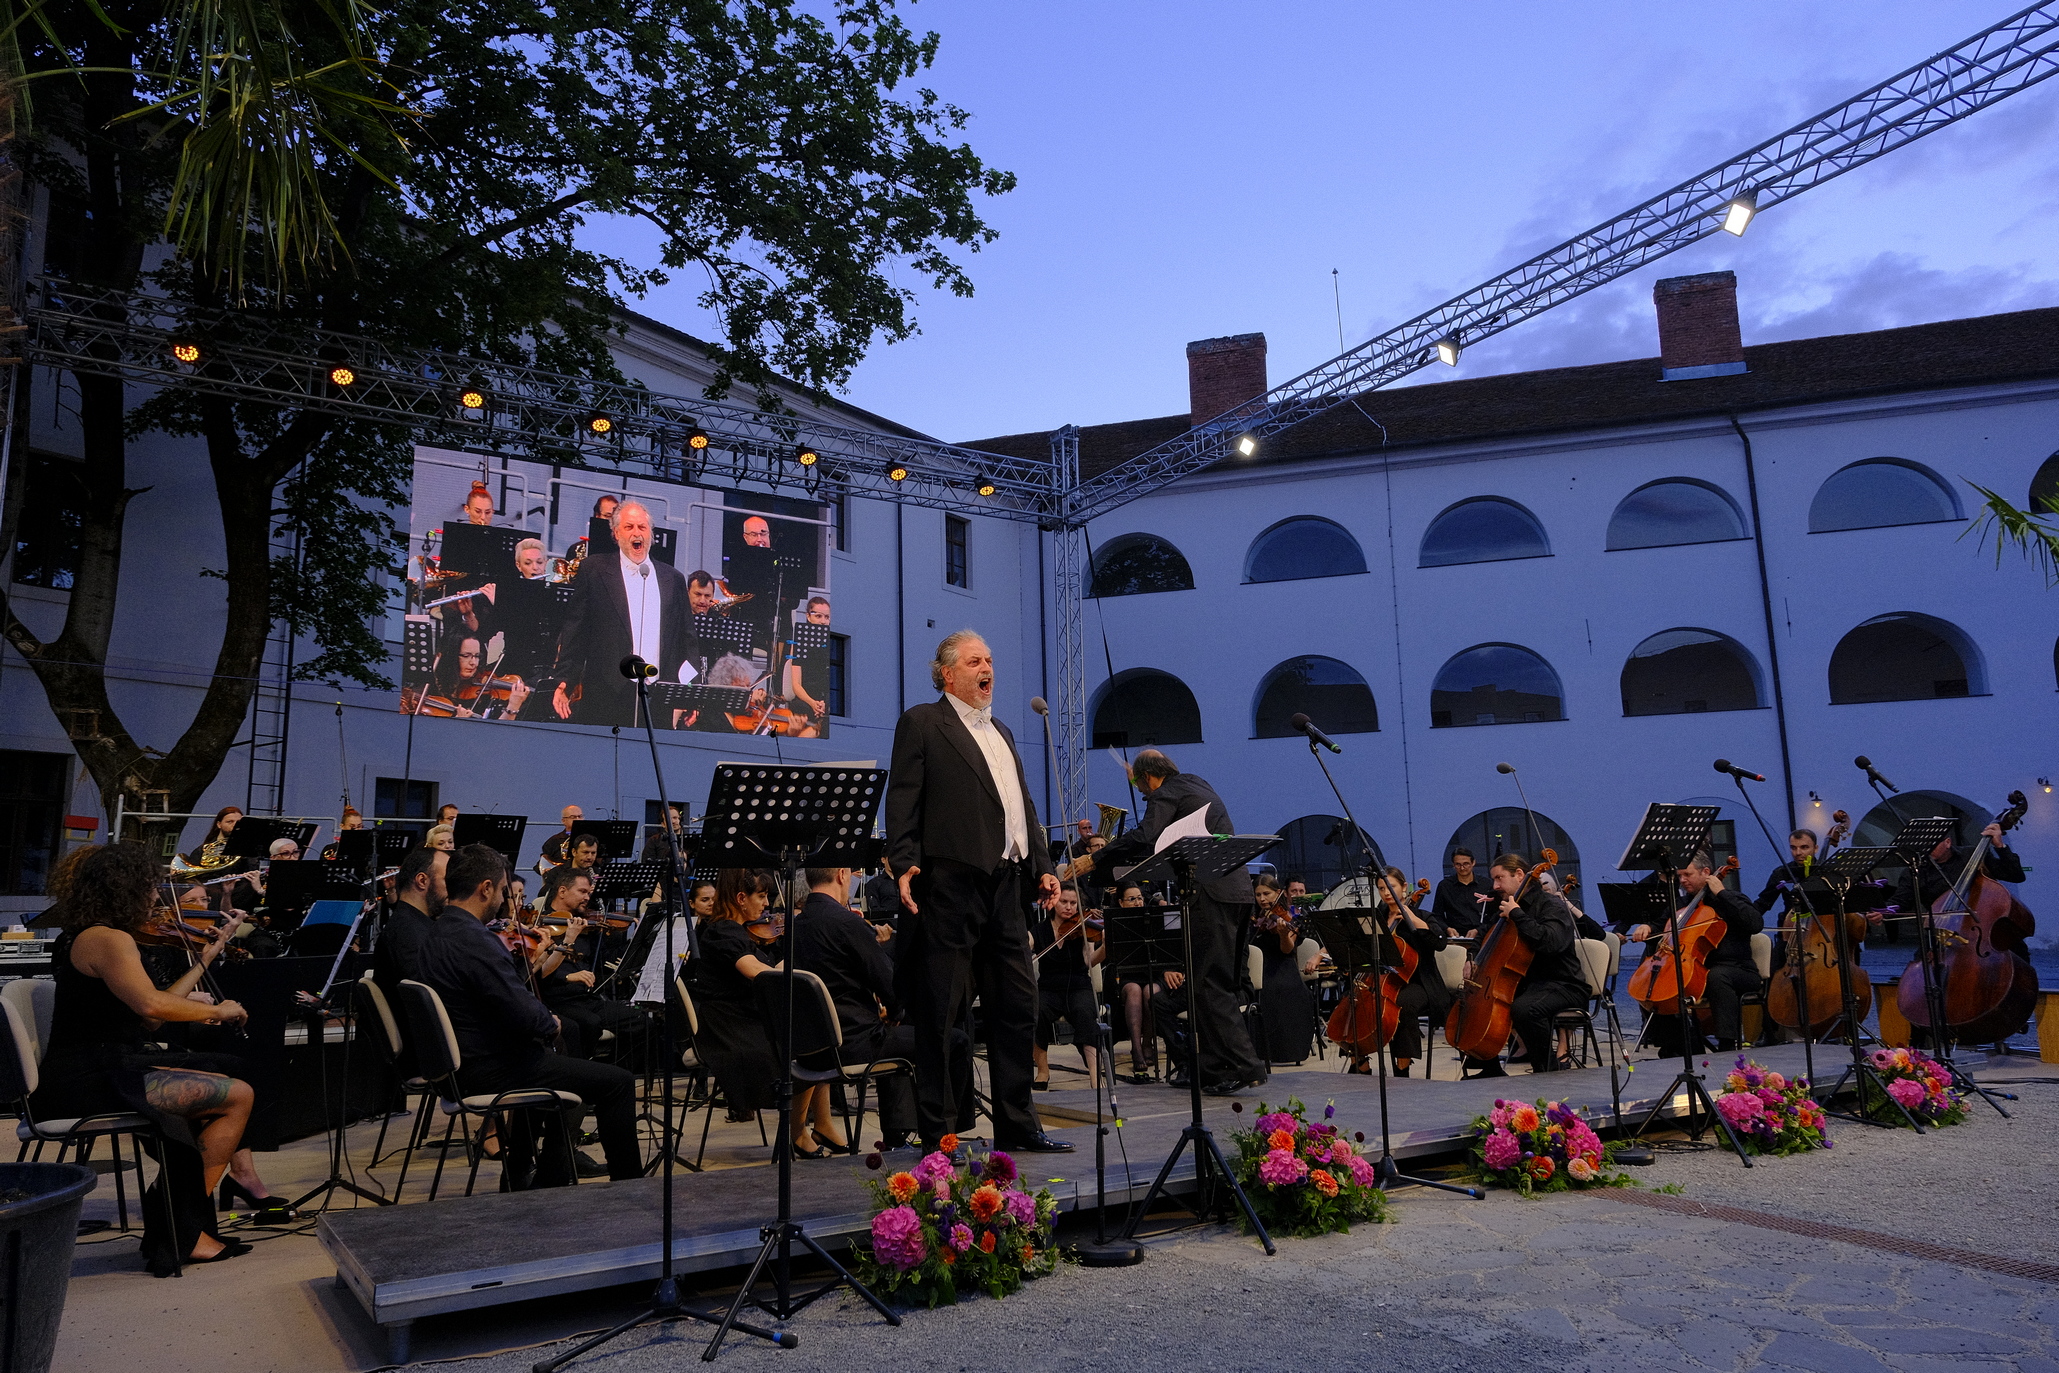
[{"left": 144, "top": 1069, "right": 234, "bottom": 1117}]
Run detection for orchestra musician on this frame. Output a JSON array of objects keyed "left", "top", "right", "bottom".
[
  {"left": 1894, "top": 820, "right": 2022, "bottom": 914},
  {"left": 1250, "top": 874, "right": 1317, "bottom": 1067},
  {"left": 1464, "top": 854, "right": 1588, "bottom": 1077},
  {"left": 532, "top": 868, "right": 650, "bottom": 1067},
  {"left": 1431, "top": 847, "right": 1493, "bottom": 937},
  {"left": 780, "top": 596, "right": 834, "bottom": 737},
  {"left": 537, "top": 805, "right": 583, "bottom": 876},
  {"left": 549, "top": 500, "right": 692, "bottom": 726},
  {"left": 425, "top": 824, "right": 456, "bottom": 852},
  {"left": 422, "top": 634, "right": 532, "bottom": 720},
  {"left": 461, "top": 482, "right": 497, "bottom": 526},
  {"left": 790, "top": 865, "right": 920, "bottom": 1153},
  {"left": 1627, "top": 853, "right": 1764, "bottom": 1056},
  {"left": 1029, "top": 885, "right": 1103, "bottom": 1090},
  {"left": 689, "top": 870, "right": 786, "bottom": 1129},
  {"left": 1105, "top": 881, "right": 1178, "bottom": 1083},
  {"left": 1365, "top": 868, "right": 1453, "bottom": 1079},
  {"left": 562, "top": 494, "right": 620, "bottom": 568}
]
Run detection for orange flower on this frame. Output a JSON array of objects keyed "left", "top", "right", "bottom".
[
  {"left": 1310, "top": 1168, "right": 1340, "bottom": 1198},
  {"left": 1267, "top": 1128, "right": 1296, "bottom": 1152},
  {"left": 1528, "top": 1156, "right": 1555, "bottom": 1182},
  {"left": 1511, "top": 1105, "right": 1541, "bottom": 1133},
  {"left": 939, "top": 1246, "right": 956, "bottom": 1265},
  {"left": 1021, "top": 1244, "right": 1036, "bottom": 1264},
  {"left": 939, "top": 1133, "right": 960, "bottom": 1153},
  {"left": 980, "top": 1231, "right": 996, "bottom": 1253},
  {"left": 886, "top": 1171, "right": 918, "bottom": 1203},
  {"left": 968, "top": 1184, "right": 1004, "bottom": 1222}
]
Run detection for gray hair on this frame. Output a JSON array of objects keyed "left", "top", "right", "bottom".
[
  {"left": 515, "top": 537, "right": 545, "bottom": 559},
  {"left": 930, "top": 630, "right": 987, "bottom": 692},
  {"left": 608, "top": 499, "right": 651, "bottom": 531},
  {"left": 705, "top": 653, "right": 757, "bottom": 688},
  {"left": 269, "top": 838, "right": 299, "bottom": 858}
]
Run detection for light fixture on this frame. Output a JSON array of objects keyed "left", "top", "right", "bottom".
[
  {"left": 1434, "top": 336, "right": 1461, "bottom": 367},
  {"left": 885, "top": 462, "right": 909, "bottom": 482},
  {"left": 1721, "top": 188, "right": 1759, "bottom": 236},
  {"left": 1809, "top": 791, "right": 1822, "bottom": 808},
  {"left": 458, "top": 388, "right": 487, "bottom": 412},
  {"left": 585, "top": 411, "right": 613, "bottom": 436},
  {"left": 793, "top": 444, "right": 819, "bottom": 467},
  {"left": 328, "top": 363, "right": 357, "bottom": 387},
  {"left": 685, "top": 426, "right": 709, "bottom": 450},
  {"left": 2041, "top": 777, "right": 2053, "bottom": 794},
  {"left": 1235, "top": 433, "right": 1258, "bottom": 458},
  {"left": 169, "top": 337, "right": 202, "bottom": 365},
  {"left": 976, "top": 476, "right": 997, "bottom": 497}
]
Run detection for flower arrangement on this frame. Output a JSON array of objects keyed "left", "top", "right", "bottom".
[
  {"left": 1466, "top": 1098, "right": 1629, "bottom": 1195},
  {"left": 1227, "top": 1098, "right": 1390, "bottom": 1238},
  {"left": 1712, "top": 1056, "right": 1831, "bottom": 1156},
  {"left": 1858, "top": 1046, "right": 1968, "bottom": 1128},
  {"left": 852, "top": 1135, "right": 1060, "bottom": 1307}
]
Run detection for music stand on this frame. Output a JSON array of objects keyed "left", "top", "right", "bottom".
[
  {"left": 1617, "top": 805, "right": 1751, "bottom": 1167},
  {"left": 1892, "top": 817, "right": 2015, "bottom": 1117},
  {"left": 224, "top": 818, "right": 317, "bottom": 860},
  {"left": 374, "top": 828, "right": 418, "bottom": 868},
  {"left": 261, "top": 861, "right": 365, "bottom": 934},
  {"left": 570, "top": 820, "right": 639, "bottom": 861},
  {"left": 1813, "top": 846, "right": 1926, "bottom": 1131},
  {"left": 1117, "top": 833, "right": 1284, "bottom": 1255},
  {"left": 649, "top": 683, "right": 753, "bottom": 729},
  {"left": 690, "top": 612, "right": 759, "bottom": 662},
  {"left": 453, "top": 813, "right": 528, "bottom": 865},
  {"left": 439, "top": 522, "right": 525, "bottom": 575},
  {"left": 327, "top": 830, "right": 376, "bottom": 874},
  {"left": 1310, "top": 910, "right": 1485, "bottom": 1200}
]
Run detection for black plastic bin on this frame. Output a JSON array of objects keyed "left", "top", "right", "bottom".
[{"left": 0, "top": 1162, "right": 95, "bottom": 1373}]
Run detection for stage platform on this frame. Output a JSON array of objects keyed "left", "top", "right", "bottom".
[{"left": 318, "top": 1041, "right": 1834, "bottom": 1361}]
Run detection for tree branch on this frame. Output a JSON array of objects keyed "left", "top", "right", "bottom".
[{"left": 429, "top": 188, "right": 597, "bottom": 267}]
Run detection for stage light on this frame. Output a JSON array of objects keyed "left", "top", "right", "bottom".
[
  {"left": 1434, "top": 336, "right": 1461, "bottom": 367},
  {"left": 586, "top": 411, "right": 613, "bottom": 435},
  {"left": 793, "top": 445, "right": 820, "bottom": 467},
  {"left": 169, "top": 337, "right": 202, "bottom": 365},
  {"left": 1721, "top": 188, "right": 1758, "bottom": 236},
  {"left": 885, "top": 462, "right": 909, "bottom": 482},
  {"left": 458, "top": 388, "right": 487, "bottom": 412},
  {"left": 1235, "top": 433, "right": 1258, "bottom": 458},
  {"left": 976, "top": 476, "right": 997, "bottom": 497},
  {"left": 686, "top": 426, "right": 710, "bottom": 450},
  {"left": 328, "top": 364, "right": 357, "bottom": 387}
]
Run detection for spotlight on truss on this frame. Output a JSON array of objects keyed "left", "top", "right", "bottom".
[
  {"left": 1721, "top": 188, "right": 1759, "bottom": 236},
  {"left": 1434, "top": 336, "right": 1461, "bottom": 367}
]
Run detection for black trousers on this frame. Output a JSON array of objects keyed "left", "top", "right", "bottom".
[
  {"left": 552, "top": 996, "right": 652, "bottom": 1068},
  {"left": 1510, "top": 979, "right": 1588, "bottom": 1071},
  {"left": 1036, "top": 983, "right": 1101, "bottom": 1053},
  {"left": 1389, "top": 979, "right": 1450, "bottom": 1063},
  {"left": 898, "top": 856, "right": 1041, "bottom": 1147},
  {"left": 1152, "top": 898, "right": 1266, "bottom": 1086},
  {"left": 464, "top": 1050, "right": 642, "bottom": 1183},
  {"left": 836, "top": 1022, "right": 920, "bottom": 1140},
  {"left": 1645, "top": 963, "right": 1762, "bottom": 1055}
]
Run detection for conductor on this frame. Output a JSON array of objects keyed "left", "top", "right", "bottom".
[{"left": 885, "top": 631, "right": 1073, "bottom": 1156}]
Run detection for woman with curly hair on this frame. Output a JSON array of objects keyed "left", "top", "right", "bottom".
[{"left": 30, "top": 843, "right": 259, "bottom": 1275}]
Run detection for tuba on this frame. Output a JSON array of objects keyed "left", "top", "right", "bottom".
[
  {"left": 170, "top": 838, "right": 238, "bottom": 882},
  {"left": 1095, "top": 802, "right": 1128, "bottom": 841}
]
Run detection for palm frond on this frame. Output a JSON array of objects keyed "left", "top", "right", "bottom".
[{"left": 1963, "top": 481, "right": 2059, "bottom": 587}]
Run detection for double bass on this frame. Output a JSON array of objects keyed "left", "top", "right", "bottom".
[
  {"left": 1627, "top": 853, "right": 1739, "bottom": 1021},
  {"left": 1444, "top": 852, "right": 1556, "bottom": 1061},
  {"left": 1898, "top": 791, "right": 2039, "bottom": 1044},
  {"left": 1326, "top": 877, "right": 1430, "bottom": 1056},
  {"left": 1767, "top": 810, "right": 1872, "bottom": 1038}
]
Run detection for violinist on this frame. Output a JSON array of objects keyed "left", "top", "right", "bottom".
[
  {"left": 1365, "top": 869, "right": 1451, "bottom": 1079},
  {"left": 1628, "top": 854, "right": 1763, "bottom": 1056},
  {"left": 1030, "top": 885, "right": 1104, "bottom": 1090},
  {"left": 533, "top": 868, "right": 650, "bottom": 1065},
  {"left": 424, "top": 635, "right": 533, "bottom": 720},
  {"left": 690, "top": 870, "right": 787, "bottom": 1130},
  {"left": 1251, "top": 875, "right": 1317, "bottom": 1068},
  {"left": 1464, "top": 854, "right": 1586, "bottom": 1078},
  {"left": 1893, "top": 821, "right": 2023, "bottom": 917},
  {"left": 1431, "top": 848, "right": 1493, "bottom": 938}
]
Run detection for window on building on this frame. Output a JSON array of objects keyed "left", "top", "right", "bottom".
[
  {"left": 11, "top": 453, "right": 90, "bottom": 590},
  {"left": 1271, "top": 815, "right": 1382, "bottom": 894},
  {"left": 1430, "top": 644, "right": 1564, "bottom": 727},
  {"left": 1443, "top": 807, "right": 1580, "bottom": 875},
  {"left": 1621, "top": 629, "right": 1764, "bottom": 716},
  {"left": 1606, "top": 478, "right": 1748, "bottom": 550},
  {"left": 829, "top": 493, "right": 849, "bottom": 552},
  {"left": 2030, "top": 452, "right": 2059, "bottom": 514},
  {"left": 1809, "top": 458, "right": 1961, "bottom": 533},
  {"left": 1252, "top": 656, "right": 1379, "bottom": 738},
  {"left": 0, "top": 750, "right": 66, "bottom": 896},
  {"left": 1828, "top": 613, "right": 1984, "bottom": 703},
  {"left": 1091, "top": 669, "right": 1203, "bottom": 748},
  {"left": 1089, "top": 533, "right": 1194, "bottom": 597},
  {"left": 1244, "top": 517, "right": 1367, "bottom": 583},
  {"left": 374, "top": 776, "right": 438, "bottom": 819},
  {"left": 827, "top": 632, "right": 848, "bottom": 716},
  {"left": 945, "top": 515, "right": 969, "bottom": 588},
  {"left": 1419, "top": 497, "right": 1551, "bottom": 567}
]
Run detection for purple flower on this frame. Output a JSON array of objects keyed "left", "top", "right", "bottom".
[
  {"left": 1323, "top": 1102, "right": 1336, "bottom": 1120},
  {"left": 870, "top": 1206, "right": 928, "bottom": 1271},
  {"left": 1004, "top": 1189, "right": 1038, "bottom": 1229},
  {"left": 1258, "top": 1148, "right": 1309, "bottom": 1186},
  {"left": 984, "top": 1151, "right": 1018, "bottom": 1184},
  {"left": 912, "top": 1151, "right": 956, "bottom": 1187},
  {"left": 1255, "top": 1111, "right": 1297, "bottom": 1137},
  {"left": 1481, "top": 1129, "right": 1522, "bottom": 1172},
  {"left": 949, "top": 1223, "right": 973, "bottom": 1253}
]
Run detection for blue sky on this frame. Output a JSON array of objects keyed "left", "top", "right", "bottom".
[{"left": 587, "top": 1, "right": 2059, "bottom": 443}]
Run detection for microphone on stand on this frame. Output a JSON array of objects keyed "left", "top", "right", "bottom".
[
  {"left": 1854, "top": 755, "right": 1898, "bottom": 793},
  {"left": 619, "top": 655, "right": 657, "bottom": 681},
  {"left": 1495, "top": 762, "right": 1516, "bottom": 775},
  {"left": 1713, "top": 758, "right": 1766, "bottom": 783},
  {"left": 1289, "top": 713, "right": 1342, "bottom": 754},
  {"left": 1031, "top": 696, "right": 1049, "bottom": 715}
]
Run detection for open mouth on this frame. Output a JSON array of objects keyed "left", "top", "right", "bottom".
[{"left": 976, "top": 674, "right": 993, "bottom": 693}]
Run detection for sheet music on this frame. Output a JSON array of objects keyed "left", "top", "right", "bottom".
[
  {"left": 1154, "top": 805, "right": 1213, "bottom": 854},
  {"left": 633, "top": 917, "right": 693, "bottom": 1005}
]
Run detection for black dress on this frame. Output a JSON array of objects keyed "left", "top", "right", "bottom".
[
  {"left": 689, "top": 919, "right": 780, "bottom": 1111},
  {"left": 29, "top": 931, "right": 244, "bottom": 1276},
  {"left": 1253, "top": 922, "right": 1316, "bottom": 1066}
]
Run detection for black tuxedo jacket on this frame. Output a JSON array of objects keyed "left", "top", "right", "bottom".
[
  {"left": 1097, "top": 771, "right": 1251, "bottom": 906},
  {"left": 885, "top": 698, "right": 1054, "bottom": 880},
  {"left": 553, "top": 554, "right": 691, "bottom": 725}
]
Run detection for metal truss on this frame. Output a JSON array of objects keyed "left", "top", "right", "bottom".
[
  {"left": 1047, "top": 425, "right": 1088, "bottom": 826},
  {"left": 1066, "top": 1, "right": 2059, "bottom": 524},
  {"left": 27, "top": 281, "right": 1061, "bottom": 524}
]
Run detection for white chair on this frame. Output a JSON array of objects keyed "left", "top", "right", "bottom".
[
  {"left": 1552, "top": 938, "right": 1614, "bottom": 1068},
  {"left": 1738, "top": 931, "right": 1775, "bottom": 1044},
  {"left": 352, "top": 974, "right": 437, "bottom": 1198}
]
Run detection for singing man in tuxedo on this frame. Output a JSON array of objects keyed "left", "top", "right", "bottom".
[
  {"left": 885, "top": 631, "right": 1073, "bottom": 1156},
  {"left": 549, "top": 500, "right": 691, "bottom": 726}
]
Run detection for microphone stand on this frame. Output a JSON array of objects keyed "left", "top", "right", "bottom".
[
  {"left": 1726, "top": 772, "right": 1816, "bottom": 1090},
  {"left": 1075, "top": 1014, "right": 1143, "bottom": 1265}
]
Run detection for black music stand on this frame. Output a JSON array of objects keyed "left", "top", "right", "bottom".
[
  {"left": 1814, "top": 846, "right": 1925, "bottom": 1131},
  {"left": 224, "top": 818, "right": 317, "bottom": 860},
  {"left": 695, "top": 763, "right": 900, "bottom": 1358},
  {"left": 650, "top": 683, "right": 753, "bottom": 729},
  {"left": 1617, "top": 804, "right": 1751, "bottom": 1167},
  {"left": 1117, "top": 833, "right": 1283, "bottom": 1255},
  {"left": 374, "top": 827, "right": 418, "bottom": 868},
  {"left": 1309, "top": 909, "right": 1483, "bottom": 1200},
  {"left": 261, "top": 861, "right": 365, "bottom": 934},
  {"left": 570, "top": 820, "right": 640, "bottom": 861},
  {"left": 1893, "top": 817, "right": 2015, "bottom": 1117},
  {"left": 453, "top": 813, "right": 528, "bottom": 866},
  {"left": 327, "top": 830, "right": 376, "bottom": 874},
  {"left": 690, "top": 612, "right": 759, "bottom": 663}
]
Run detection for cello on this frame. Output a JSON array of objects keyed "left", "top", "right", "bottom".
[
  {"left": 1627, "top": 853, "right": 1739, "bottom": 1020},
  {"left": 1767, "top": 810, "right": 1872, "bottom": 1038},
  {"left": 1326, "top": 877, "right": 1430, "bottom": 1057},
  {"left": 1898, "top": 791, "right": 2039, "bottom": 1044},
  {"left": 1444, "top": 852, "right": 1556, "bottom": 1062}
]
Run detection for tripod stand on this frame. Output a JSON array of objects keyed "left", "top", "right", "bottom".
[
  {"left": 1072, "top": 1015, "right": 1144, "bottom": 1266},
  {"left": 291, "top": 897, "right": 391, "bottom": 1212},
  {"left": 1725, "top": 773, "right": 1816, "bottom": 1091},
  {"left": 1812, "top": 846, "right": 1925, "bottom": 1132},
  {"left": 1119, "top": 835, "right": 1281, "bottom": 1255}
]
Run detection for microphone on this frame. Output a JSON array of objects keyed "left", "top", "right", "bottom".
[
  {"left": 1030, "top": 697, "right": 1049, "bottom": 715},
  {"left": 1854, "top": 755, "right": 1898, "bottom": 793},
  {"left": 1495, "top": 762, "right": 1516, "bottom": 775},
  {"left": 619, "top": 655, "right": 657, "bottom": 681},
  {"left": 1289, "top": 713, "right": 1342, "bottom": 754},
  {"left": 1713, "top": 758, "right": 1766, "bottom": 783}
]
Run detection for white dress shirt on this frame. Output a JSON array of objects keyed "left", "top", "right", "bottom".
[
  {"left": 945, "top": 692, "right": 1029, "bottom": 862},
  {"left": 618, "top": 552, "right": 662, "bottom": 670}
]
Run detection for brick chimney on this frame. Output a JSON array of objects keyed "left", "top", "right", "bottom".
[
  {"left": 1654, "top": 272, "right": 1746, "bottom": 381},
  {"left": 1187, "top": 333, "right": 1267, "bottom": 425}
]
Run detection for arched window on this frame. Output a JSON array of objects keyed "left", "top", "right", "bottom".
[
  {"left": 1827, "top": 613, "right": 1985, "bottom": 703},
  {"left": 1606, "top": 478, "right": 1748, "bottom": 550},
  {"left": 1272, "top": 815, "right": 1383, "bottom": 895},
  {"left": 1091, "top": 668, "right": 1203, "bottom": 748},
  {"left": 2031, "top": 452, "right": 2059, "bottom": 513},
  {"left": 1089, "top": 532, "right": 1194, "bottom": 597},
  {"left": 1620, "top": 629, "right": 1764, "bottom": 716},
  {"left": 1253, "top": 656, "right": 1378, "bottom": 738},
  {"left": 1809, "top": 459, "right": 1962, "bottom": 533},
  {"left": 1419, "top": 497, "right": 1551, "bottom": 568},
  {"left": 1243, "top": 517, "right": 1367, "bottom": 583},
  {"left": 1430, "top": 644, "right": 1564, "bottom": 727},
  {"left": 1443, "top": 808, "right": 1580, "bottom": 876}
]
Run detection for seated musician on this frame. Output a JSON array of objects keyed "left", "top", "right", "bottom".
[
  {"left": 413, "top": 843, "right": 642, "bottom": 1183},
  {"left": 1627, "top": 854, "right": 1764, "bottom": 1056},
  {"left": 1029, "top": 885, "right": 1104, "bottom": 1091},
  {"left": 536, "top": 804, "right": 583, "bottom": 877},
  {"left": 1464, "top": 854, "right": 1588, "bottom": 1078},
  {"left": 532, "top": 867, "right": 650, "bottom": 1065},
  {"left": 563, "top": 832, "right": 602, "bottom": 880},
  {"left": 1893, "top": 820, "right": 2023, "bottom": 917},
  {"left": 689, "top": 870, "right": 787, "bottom": 1128},
  {"left": 425, "top": 824, "right": 456, "bottom": 852},
  {"left": 1251, "top": 875, "right": 1317, "bottom": 1069},
  {"left": 1431, "top": 847, "right": 1492, "bottom": 938},
  {"left": 791, "top": 865, "right": 920, "bottom": 1152},
  {"left": 1365, "top": 868, "right": 1452, "bottom": 1079},
  {"left": 32, "top": 845, "right": 257, "bottom": 1275},
  {"left": 372, "top": 844, "right": 447, "bottom": 1082},
  {"left": 1107, "top": 881, "right": 1182, "bottom": 1083}
]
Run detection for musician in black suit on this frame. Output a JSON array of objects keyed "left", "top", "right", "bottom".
[
  {"left": 885, "top": 631, "right": 1070, "bottom": 1155},
  {"left": 1080, "top": 749, "right": 1269, "bottom": 1095},
  {"left": 1431, "top": 847, "right": 1493, "bottom": 937},
  {"left": 1894, "top": 821, "right": 2023, "bottom": 914},
  {"left": 1627, "top": 854, "right": 1764, "bottom": 1056},
  {"left": 548, "top": 500, "right": 692, "bottom": 727}
]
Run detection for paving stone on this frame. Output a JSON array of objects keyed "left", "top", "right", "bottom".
[
  {"left": 1505, "top": 1305, "right": 1581, "bottom": 1344},
  {"left": 1756, "top": 1330, "right": 1893, "bottom": 1372},
  {"left": 1845, "top": 1326, "right": 2027, "bottom": 1356},
  {"left": 1670, "top": 1315, "right": 1763, "bottom": 1371}
]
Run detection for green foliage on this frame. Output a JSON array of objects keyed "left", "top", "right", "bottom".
[
  {"left": 1965, "top": 483, "right": 2059, "bottom": 587},
  {"left": 1227, "top": 1098, "right": 1391, "bottom": 1239},
  {"left": 850, "top": 1144, "right": 1062, "bottom": 1307}
]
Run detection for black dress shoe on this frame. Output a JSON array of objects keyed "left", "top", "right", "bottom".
[
  {"left": 1000, "top": 1133, "right": 1075, "bottom": 1154},
  {"left": 1203, "top": 1079, "right": 1249, "bottom": 1097},
  {"left": 573, "top": 1149, "right": 609, "bottom": 1177}
]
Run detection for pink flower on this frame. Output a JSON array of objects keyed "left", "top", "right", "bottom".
[
  {"left": 1887, "top": 1078, "right": 1926, "bottom": 1109},
  {"left": 948, "top": 1223, "right": 973, "bottom": 1253},
  {"left": 1764, "top": 1071, "right": 1787, "bottom": 1091},
  {"left": 1567, "top": 1122, "right": 1604, "bottom": 1160},
  {"left": 1255, "top": 1111, "right": 1296, "bottom": 1136},
  {"left": 1716, "top": 1093, "right": 1764, "bottom": 1129},
  {"left": 1482, "top": 1128, "right": 1522, "bottom": 1171},
  {"left": 1567, "top": 1156, "right": 1598, "bottom": 1183},
  {"left": 1004, "top": 1189, "right": 1038, "bottom": 1229},
  {"left": 912, "top": 1151, "right": 956, "bottom": 1187},
  {"left": 1347, "top": 1156, "right": 1376, "bottom": 1187},
  {"left": 983, "top": 1151, "right": 1018, "bottom": 1184},
  {"left": 1258, "top": 1148, "right": 1309, "bottom": 1186},
  {"left": 1487, "top": 1103, "right": 1514, "bottom": 1129},
  {"left": 1756, "top": 1087, "right": 1783, "bottom": 1107},
  {"left": 869, "top": 1205, "right": 928, "bottom": 1271}
]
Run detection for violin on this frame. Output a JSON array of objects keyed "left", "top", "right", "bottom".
[
  {"left": 1627, "top": 853, "right": 1739, "bottom": 1020},
  {"left": 1444, "top": 850, "right": 1556, "bottom": 1061},
  {"left": 138, "top": 912, "right": 249, "bottom": 959},
  {"left": 538, "top": 910, "right": 633, "bottom": 932},
  {"left": 1899, "top": 790, "right": 2038, "bottom": 1043},
  {"left": 1768, "top": 809, "right": 1872, "bottom": 1038}
]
